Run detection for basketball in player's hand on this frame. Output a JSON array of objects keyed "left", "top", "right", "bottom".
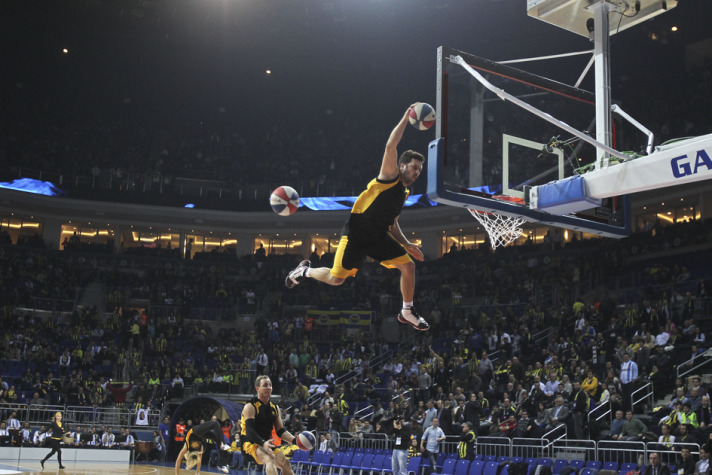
[{"left": 408, "top": 102, "right": 436, "bottom": 130}]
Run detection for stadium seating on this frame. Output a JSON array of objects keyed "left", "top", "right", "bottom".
[
  {"left": 469, "top": 460, "right": 485, "bottom": 475},
  {"left": 483, "top": 461, "right": 500, "bottom": 475},
  {"left": 442, "top": 458, "right": 458, "bottom": 475},
  {"left": 553, "top": 459, "right": 569, "bottom": 475},
  {"left": 455, "top": 459, "right": 472, "bottom": 475},
  {"left": 407, "top": 456, "right": 423, "bottom": 475}
]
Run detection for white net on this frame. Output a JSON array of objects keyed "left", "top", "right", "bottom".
[{"left": 468, "top": 209, "right": 525, "bottom": 250}]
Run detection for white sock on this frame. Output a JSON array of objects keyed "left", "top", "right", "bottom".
[
  {"left": 305, "top": 268, "right": 311, "bottom": 278},
  {"left": 402, "top": 301, "right": 413, "bottom": 310}
]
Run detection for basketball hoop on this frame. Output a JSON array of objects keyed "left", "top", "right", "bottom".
[{"left": 468, "top": 208, "right": 525, "bottom": 250}]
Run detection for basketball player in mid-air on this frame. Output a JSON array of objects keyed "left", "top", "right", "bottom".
[
  {"left": 286, "top": 104, "right": 429, "bottom": 331},
  {"left": 240, "top": 375, "right": 297, "bottom": 475}
]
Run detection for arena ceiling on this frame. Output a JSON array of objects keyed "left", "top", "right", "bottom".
[{"left": 2, "top": 0, "right": 710, "bottom": 128}]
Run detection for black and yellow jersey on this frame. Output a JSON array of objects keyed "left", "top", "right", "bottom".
[
  {"left": 344, "top": 177, "right": 408, "bottom": 243},
  {"left": 185, "top": 429, "right": 205, "bottom": 452},
  {"left": 240, "top": 397, "right": 278, "bottom": 444}
]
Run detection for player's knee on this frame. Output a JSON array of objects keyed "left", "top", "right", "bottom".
[
  {"left": 274, "top": 451, "right": 289, "bottom": 466},
  {"left": 329, "top": 276, "right": 345, "bottom": 285},
  {"left": 399, "top": 261, "right": 415, "bottom": 274}
]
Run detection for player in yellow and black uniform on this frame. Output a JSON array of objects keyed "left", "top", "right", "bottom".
[
  {"left": 240, "top": 375, "right": 296, "bottom": 475},
  {"left": 285, "top": 104, "right": 429, "bottom": 332},
  {"left": 174, "top": 420, "right": 231, "bottom": 474}
]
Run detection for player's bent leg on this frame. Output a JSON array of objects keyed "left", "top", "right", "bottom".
[
  {"left": 262, "top": 457, "right": 280, "bottom": 475},
  {"left": 255, "top": 447, "right": 279, "bottom": 475},
  {"left": 285, "top": 260, "right": 311, "bottom": 288},
  {"left": 274, "top": 451, "right": 295, "bottom": 475},
  {"left": 394, "top": 261, "right": 429, "bottom": 331},
  {"left": 309, "top": 267, "right": 346, "bottom": 286},
  {"left": 395, "top": 260, "right": 416, "bottom": 302}
]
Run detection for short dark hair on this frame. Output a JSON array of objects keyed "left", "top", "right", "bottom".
[{"left": 398, "top": 150, "right": 425, "bottom": 166}]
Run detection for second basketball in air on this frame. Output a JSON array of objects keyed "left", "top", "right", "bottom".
[{"left": 408, "top": 102, "right": 436, "bottom": 130}]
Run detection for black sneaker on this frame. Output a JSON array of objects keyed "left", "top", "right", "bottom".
[
  {"left": 285, "top": 260, "right": 311, "bottom": 288},
  {"left": 397, "top": 307, "right": 430, "bottom": 331}
]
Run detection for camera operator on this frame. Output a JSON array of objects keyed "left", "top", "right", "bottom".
[{"left": 391, "top": 418, "right": 412, "bottom": 475}]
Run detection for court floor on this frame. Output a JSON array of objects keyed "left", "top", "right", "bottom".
[{"left": 0, "top": 461, "right": 244, "bottom": 474}]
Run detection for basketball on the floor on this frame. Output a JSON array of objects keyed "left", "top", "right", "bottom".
[
  {"left": 296, "top": 431, "right": 316, "bottom": 451},
  {"left": 408, "top": 102, "right": 435, "bottom": 130},
  {"left": 270, "top": 186, "right": 300, "bottom": 216}
]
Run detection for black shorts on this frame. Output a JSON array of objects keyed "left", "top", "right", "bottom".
[{"left": 330, "top": 233, "right": 411, "bottom": 279}]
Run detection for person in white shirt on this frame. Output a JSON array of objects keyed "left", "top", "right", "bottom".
[
  {"left": 6, "top": 411, "right": 21, "bottom": 446},
  {"left": 102, "top": 426, "right": 116, "bottom": 448},
  {"left": 72, "top": 426, "right": 82, "bottom": 446},
  {"left": 544, "top": 373, "right": 560, "bottom": 399},
  {"left": 136, "top": 408, "right": 150, "bottom": 426},
  {"left": 7, "top": 411, "right": 21, "bottom": 430},
  {"left": 695, "top": 446, "right": 709, "bottom": 475},
  {"left": 0, "top": 422, "right": 10, "bottom": 446},
  {"left": 420, "top": 418, "right": 446, "bottom": 475},
  {"left": 655, "top": 331, "right": 670, "bottom": 347},
  {"left": 33, "top": 425, "right": 48, "bottom": 446},
  {"left": 21, "top": 422, "right": 32, "bottom": 446},
  {"left": 318, "top": 433, "right": 328, "bottom": 452},
  {"left": 530, "top": 375, "right": 546, "bottom": 394},
  {"left": 620, "top": 353, "right": 639, "bottom": 411},
  {"left": 121, "top": 427, "right": 135, "bottom": 449}
]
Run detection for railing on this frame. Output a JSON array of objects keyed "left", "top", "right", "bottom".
[
  {"left": 0, "top": 403, "right": 160, "bottom": 431},
  {"left": 64, "top": 406, "right": 130, "bottom": 427},
  {"left": 541, "top": 423, "right": 567, "bottom": 455},
  {"left": 677, "top": 347, "right": 712, "bottom": 378},
  {"left": 354, "top": 404, "right": 374, "bottom": 422},
  {"left": 588, "top": 400, "right": 611, "bottom": 432},
  {"left": 647, "top": 441, "right": 700, "bottom": 467},
  {"left": 597, "top": 440, "right": 646, "bottom": 465},
  {"left": 316, "top": 433, "right": 703, "bottom": 466},
  {"left": 26, "top": 404, "right": 66, "bottom": 425},
  {"left": 631, "top": 380, "right": 654, "bottom": 415},
  {"left": 336, "top": 432, "right": 390, "bottom": 451},
  {"left": 476, "top": 436, "right": 511, "bottom": 458},
  {"left": 511, "top": 438, "right": 547, "bottom": 460},
  {"left": 441, "top": 435, "right": 461, "bottom": 455},
  {"left": 550, "top": 439, "right": 596, "bottom": 461},
  {"left": 0, "top": 403, "right": 29, "bottom": 421}
]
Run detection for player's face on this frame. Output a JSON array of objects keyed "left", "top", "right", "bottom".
[
  {"left": 400, "top": 160, "right": 423, "bottom": 186},
  {"left": 257, "top": 378, "right": 273, "bottom": 398}
]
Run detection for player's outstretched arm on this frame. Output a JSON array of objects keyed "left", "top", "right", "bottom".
[
  {"left": 390, "top": 216, "right": 423, "bottom": 261},
  {"left": 379, "top": 105, "right": 416, "bottom": 181},
  {"left": 273, "top": 406, "right": 296, "bottom": 445},
  {"left": 175, "top": 444, "right": 188, "bottom": 474}
]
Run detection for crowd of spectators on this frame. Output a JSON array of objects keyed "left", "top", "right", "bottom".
[{"left": 0, "top": 218, "right": 709, "bottom": 462}]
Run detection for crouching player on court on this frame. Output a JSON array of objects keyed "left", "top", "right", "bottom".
[
  {"left": 240, "top": 375, "right": 297, "bottom": 475},
  {"left": 174, "top": 420, "right": 231, "bottom": 474}
]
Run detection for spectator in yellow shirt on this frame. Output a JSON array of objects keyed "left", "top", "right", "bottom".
[{"left": 581, "top": 370, "right": 599, "bottom": 398}]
